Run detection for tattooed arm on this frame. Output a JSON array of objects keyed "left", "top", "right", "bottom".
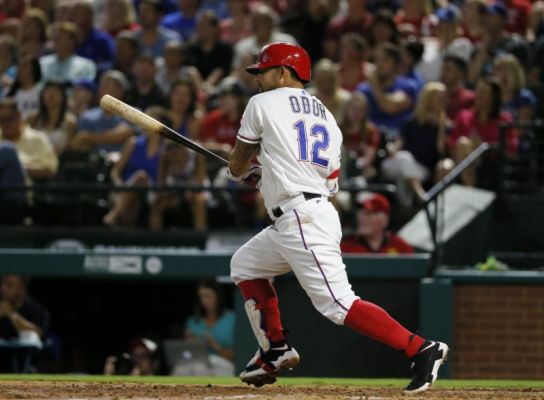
[{"left": 228, "top": 139, "right": 260, "bottom": 177}]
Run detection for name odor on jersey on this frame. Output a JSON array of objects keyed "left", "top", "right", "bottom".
[{"left": 289, "top": 95, "right": 327, "bottom": 121}]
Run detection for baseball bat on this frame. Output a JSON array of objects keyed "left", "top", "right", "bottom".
[{"left": 99, "top": 94, "right": 229, "bottom": 165}]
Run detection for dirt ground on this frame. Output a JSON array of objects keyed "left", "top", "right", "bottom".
[{"left": 0, "top": 381, "right": 543, "bottom": 400}]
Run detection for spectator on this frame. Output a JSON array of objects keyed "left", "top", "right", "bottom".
[
  {"left": 103, "top": 106, "right": 163, "bottom": 227},
  {"left": 339, "top": 92, "right": 380, "bottom": 181},
  {"left": 199, "top": 0, "right": 229, "bottom": 20},
  {"left": 104, "top": 337, "right": 160, "bottom": 375},
  {"left": 0, "top": 275, "right": 49, "bottom": 339},
  {"left": 39, "top": 22, "right": 96, "bottom": 84},
  {"left": 503, "top": 0, "right": 532, "bottom": 36},
  {"left": 337, "top": 33, "right": 374, "bottom": 92},
  {"left": 161, "top": 0, "right": 200, "bottom": 41},
  {"left": 219, "top": 0, "right": 251, "bottom": 45},
  {"left": 309, "top": 58, "right": 351, "bottom": 124},
  {"left": 232, "top": 4, "right": 297, "bottom": 69},
  {"left": 0, "top": 97, "right": 58, "bottom": 180},
  {"left": 27, "top": 81, "right": 76, "bottom": 156},
  {"left": 0, "top": 273, "right": 51, "bottom": 373},
  {"left": 0, "top": 0, "right": 25, "bottom": 21},
  {"left": 468, "top": 3, "right": 530, "bottom": 84},
  {"left": 400, "top": 39, "right": 425, "bottom": 91},
  {"left": 440, "top": 55, "right": 475, "bottom": 121},
  {"left": 381, "top": 82, "right": 448, "bottom": 207},
  {"left": 71, "top": 70, "right": 135, "bottom": 153},
  {"left": 0, "top": 142, "right": 27, "bottom": 213},
  {"left": 461, "top": 0, "right": 486, "bottom": 44},
  {"left": 176, "top": 279, "right": 234, "bottom": 376},
  {"left": 104, "top": 0, "right": 140, "bottom": 38},
  {"left": 69, "top": 79, "right": 96, "bottom": 118},
  {"left": 156, "top": 40, "right": 202, "bottom": 96},
  {"left": 417, "top": 4, "right": 473, "bottom": 83},
  {"left": 0, "top": 35, "right": 17, "bottom": 98},
  {"left": 124, "top": 53, "right": 167, "bottom": 111},
  {"left": 280, "top": 0, "right": 331, "bottom": 62},
  {"left": 186, "top": 11, "right": 233, "bottom": 92},
  {"left": 448, "top": 76, "right": 518, "bottom": 186},
  {"left": 394, "top": 0, "right": 435, "bottom": 37},
  {"left": 229, "top": 50, "right": 259, "bottom": 95},
  {"left": 71, "top": 0, "right": 116, "bottom": 75},
  {"left": 323, "top": 0, "right": 372, "bottom": 61},
  {"left": 149, "top": 142, "right": 208, "bottom": 231},
  {"left": 18, "top": 8, "right": 49, "bottom": 59},
  {"left": 340, "top": 193, "right": 414, "bottom": 254},
  {"left": 112, "top": 31, "right": 139, "bottom": 83},
  {"left": 166, "top": 78, "right": 203, "bottom": 139},
  {"left": 199, "top": 80, "right": 247, "bottom": 157},
  {"left": 136, "top": 0, "right": 181, "bottom": 59},
  {"left": 493, "top": 53, "right": 537, "bottom": 122},
  {"left": 6, "top": 57, "right": 43, "bottom": 121},
  {"left": 367, "top": 9, "right": 399, "bottom": 52},
  {"left": 52, "top": 0, "right": 75, "bottom": 24},
  {"left": 357, "top": 43, "right": 418, "bottom": 139}
]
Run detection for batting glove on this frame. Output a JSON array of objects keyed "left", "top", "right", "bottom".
[{"left": 228, "top": 165, "right": 262, "bottom": 189}]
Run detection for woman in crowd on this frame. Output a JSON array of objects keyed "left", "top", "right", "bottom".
[
  {"left": 7, "top": 57, "right": 42, "bottom": 121},
  {"left": 102, "top": 106, "right": 164, "bottom": 227},
  {"left": 175, "top": 279, "right": 234, "bottom": 376},
  {"left": 27, "top": 81, "right": 76, "bottom": 156},
  {"left": 167, "top": 78, "right": 203, "bottom": 139},
  {"left": 367, "top": 9, "right": 399, "bottom": 53},
  {"left": 381, "top": 82, "right": 448, "bottom": 207},
  {"left": 493, "top": 53, "right": 537, "bottom": 123},
  {"left": 448, "top": 76, "right": 518, "bottom": 186}
]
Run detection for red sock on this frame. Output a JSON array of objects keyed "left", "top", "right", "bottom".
[
  {"left": 344, "top": 299, "right": 424, "bottom": 358},
  {"left": 238, "top": 279, "right": 286, "bottom": 344}
]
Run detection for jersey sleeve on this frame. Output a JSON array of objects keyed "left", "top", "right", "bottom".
[{"left": 237, "top": 97, "right": 263, "bottom": 144}]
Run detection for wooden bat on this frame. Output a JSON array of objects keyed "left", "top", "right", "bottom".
[{"left": 99, "top": 94, "right": 229, "bottom": 165}]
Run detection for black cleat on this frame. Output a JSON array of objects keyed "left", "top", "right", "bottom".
[{"left": 403, "top": 341, "right": 449, "bottom": 394}]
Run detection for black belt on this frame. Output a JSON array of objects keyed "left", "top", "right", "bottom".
[{"left": 272, "top": 192, "right": 321, "bottom": 218}]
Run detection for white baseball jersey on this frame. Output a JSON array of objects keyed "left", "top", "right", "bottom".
[
  {"left": 232, "top": 86, "right": 359, "bottom": 327},
  {"left": 237, "top": 87, "right": 342, "bottom": 211}
]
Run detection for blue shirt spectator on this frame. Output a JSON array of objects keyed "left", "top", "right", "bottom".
[
  {"left": 503, "top": 88, "right": 536, "bottom": 120},
  {"left": 161, "top": 0, "right": 200, "bottom": 41},
  {"left": 186, "top": 311, "right": 235, "bottom": 354},
  {"left": 135, "top": 27, "right": 181, "bottom": 59},
  {"left": 76, "top": 107, "right": 129, "bottom": 153},
  {"left": 137, "top": 0, "right": 183, "bottom": 58},
  {"left": 77, "top": 28, "right": 116, "bottom": 74},
  {"left": 358, "top": 76, "right": 418, "bottom": 137}
]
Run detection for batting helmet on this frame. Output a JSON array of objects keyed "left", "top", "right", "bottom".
[{"left": 246, "top": 42, "right": 311, "bottom": 83}]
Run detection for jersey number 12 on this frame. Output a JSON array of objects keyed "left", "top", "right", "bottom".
[{"left": 294, "top": 120, "right": 329, "bottom": 168}]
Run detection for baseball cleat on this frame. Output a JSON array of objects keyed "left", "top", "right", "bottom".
[
  {"left": 403, "top": 341, "right": 449, "bottom": 394},
  {"left": 240, "top": 344, "right": 300, "bottom": 387}
]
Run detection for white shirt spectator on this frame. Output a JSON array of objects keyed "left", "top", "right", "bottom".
[{"left": 39, "top": 54, "right": 97, "bottom": 84}]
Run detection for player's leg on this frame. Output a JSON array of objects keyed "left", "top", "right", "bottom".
[
  {"left": 230, "top": 227, "right": 299, "bottom": 386},
  {"left": 276, "top": 198, "right": 448, "bottom": 393}
]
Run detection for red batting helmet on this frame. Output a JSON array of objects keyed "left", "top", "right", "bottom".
[{"left": 246, "top": 42, "right": 311, "bottom": 83}]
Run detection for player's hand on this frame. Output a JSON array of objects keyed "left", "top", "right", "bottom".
[{"left": 241, "top": 165, "right": 262, "bottom": 189}]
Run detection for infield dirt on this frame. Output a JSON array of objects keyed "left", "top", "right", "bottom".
[{"left": 0, "top": 381, "right": 543, "bottom": 400}]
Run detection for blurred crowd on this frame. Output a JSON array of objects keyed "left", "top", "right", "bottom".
[{"left": 0, "top": 0, "right": 541, "bottom": 233}]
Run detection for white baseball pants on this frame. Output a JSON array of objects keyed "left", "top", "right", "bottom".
[{"left": 231, "top": 197, "right": 359, "bottom": 325}]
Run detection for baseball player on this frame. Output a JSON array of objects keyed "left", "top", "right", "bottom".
[{"left": 227, "top": 42, "right": 448, "bottom": 394}]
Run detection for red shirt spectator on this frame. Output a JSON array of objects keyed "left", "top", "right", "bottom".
[
  {"left": 446, "top": 87, "right": 475, "bottom": 121},
  {"left": 449, "top": 109, "right": 518, "bottom": 154},
  {"left": 199, "top": 108, "right": 239, "bottom": 147},
  {"left": 340, "top": 193, "right": 414, "bottom": 255},
  {"left": 503, "top": 0, "right": 532, "bottom": 35}
]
